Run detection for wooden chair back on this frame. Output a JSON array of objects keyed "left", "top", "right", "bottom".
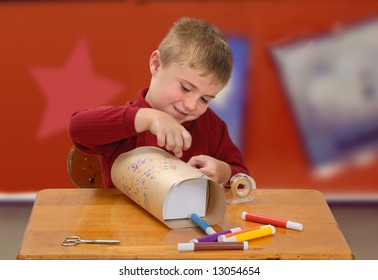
[{"left": 67, "top": 146, "right": 103, "bottom": 188}]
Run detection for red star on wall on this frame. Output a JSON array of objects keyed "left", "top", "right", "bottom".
[{"left": 31, "top": 38, "right": 125, "bottom": 139}]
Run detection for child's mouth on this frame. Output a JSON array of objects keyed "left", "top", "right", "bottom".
[{"left": 173, "top": 106, "right": 188, "bottom": 118}]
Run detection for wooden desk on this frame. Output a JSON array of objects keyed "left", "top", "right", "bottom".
[{"left": 17, "top": 188, "right": 354, "bottom": 260}]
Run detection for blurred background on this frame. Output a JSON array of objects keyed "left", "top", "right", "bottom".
[{"left": 0, "top": 0, "right": 377, "bottom": 259}]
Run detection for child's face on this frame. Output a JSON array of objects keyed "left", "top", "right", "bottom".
[{"left": 146, "top": 56, "right": 223, "bottom": 124}]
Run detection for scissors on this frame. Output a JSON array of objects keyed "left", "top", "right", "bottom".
[{"left": 61, "top": 236, "right": 120, "bottom": 246}]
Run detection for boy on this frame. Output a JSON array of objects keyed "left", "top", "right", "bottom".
[{"left": 69, "top": 17, "right": 250, "bottom": 188}]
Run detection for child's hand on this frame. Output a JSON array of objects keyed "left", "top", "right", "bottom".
[
  {"left": 187, "top": 155, "right": 231, "bottom": 185},
  {"left": 135, "top": 108, "right": 192, "bottom": 158}
]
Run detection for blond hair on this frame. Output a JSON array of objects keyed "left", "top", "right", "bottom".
[{"left": 158, "top": 17, "right": 233, "bottom": 87}]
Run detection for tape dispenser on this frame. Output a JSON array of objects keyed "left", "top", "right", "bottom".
[{"left": 224, "top": 173, "right": 256, "bottom": 204}]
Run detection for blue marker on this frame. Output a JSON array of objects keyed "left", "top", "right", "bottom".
[{"left": 189, "top": 213, "right": 216, "bottom": 235}]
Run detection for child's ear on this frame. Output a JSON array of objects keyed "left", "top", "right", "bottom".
[{"left": 149, "top": 50, "right": 161, "bottom": 75}]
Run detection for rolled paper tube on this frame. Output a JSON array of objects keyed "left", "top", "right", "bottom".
[
  {"left": 190, "top": 227, "right": 242, "bottom": 243},
  {"left": 178, "top": 241, "right": 248, "bottom": 251},
  {"left": 222, "top": 225, "right": 275, "bottom": 242}
]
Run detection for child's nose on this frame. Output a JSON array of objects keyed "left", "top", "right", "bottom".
[{"left": 183, "top": 95, "right": 197, "bottom": 111}]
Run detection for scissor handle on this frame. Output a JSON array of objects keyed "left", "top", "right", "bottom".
[{"left": 61, "top": 236, "right": 81, "bottom": 246}]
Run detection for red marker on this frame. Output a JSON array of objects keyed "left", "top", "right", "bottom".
[{"left": 242, "top": 211, "right": 303, "bottom": 231}]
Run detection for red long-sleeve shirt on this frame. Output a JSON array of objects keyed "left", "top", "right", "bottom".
[{"left": 68, "top": 88, "right": 249, "bottom": 188}]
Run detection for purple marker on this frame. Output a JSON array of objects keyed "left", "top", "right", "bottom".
[{"left": 190, "top": 227, "right": 242, "bottom": 243}]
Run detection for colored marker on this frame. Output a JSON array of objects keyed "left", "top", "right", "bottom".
[
  {"left": 222, "top": 225, "right": 275, "bottom": 242},
  {"left": 242, "top": 211, "right": 303, "bottom": 231},
  {"left": 178, "top": 241, "right": 248, "bottom": 251},
  {"left": 190, "top": 227, "right": 242, "bottom": 243},
  {"left": 217, "top": 226, "right": 262, "bottom": 242},
  {"left": 189, "top": 213, "right": 216, "bottom": 235}
]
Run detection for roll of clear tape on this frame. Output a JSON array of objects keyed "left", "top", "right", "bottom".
[{"left": 224, "top": 173, "right": 256, "bottom": 204}]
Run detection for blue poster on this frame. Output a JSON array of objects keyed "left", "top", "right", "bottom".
[{"left": 210, "top": 36, "right": 251, "bottom": 151}]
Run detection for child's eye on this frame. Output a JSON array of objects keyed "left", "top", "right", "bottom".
[
  {"left": 200, "top": 97, "right": 210, "bottom": 104},
  {"left": 180, "top": 84, "right": 190, "bottom": 92}
]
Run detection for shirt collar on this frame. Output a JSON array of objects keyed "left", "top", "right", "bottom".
[{"left": 137, "top": 88, "right": 152, "bottom": 108}]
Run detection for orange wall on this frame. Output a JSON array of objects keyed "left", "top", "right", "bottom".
[{"left": 0, "top": 1, "right": 377, "bottom": 194}]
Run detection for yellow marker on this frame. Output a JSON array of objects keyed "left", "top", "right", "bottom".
[
  {"left": 217, "top": 226, "right": 262, "bottom": 242},
  {"left": 221, "top": 225, "right": 275, "bottom": 242}
]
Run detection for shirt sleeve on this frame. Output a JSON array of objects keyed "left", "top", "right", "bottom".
[
  {"left": 208, "top": 111, "right": 250, "bottom": 180},
  {"left": 68, "top": 104, "right": 140, "bottom": 154}
]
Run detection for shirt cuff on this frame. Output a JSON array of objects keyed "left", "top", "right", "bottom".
[{"left": 123, "top": 106, "right": 140, "bottom": 136}]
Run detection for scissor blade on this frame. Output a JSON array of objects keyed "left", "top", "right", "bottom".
[{"left": 85, "top": 239, "right": 120, "bottom": 244}]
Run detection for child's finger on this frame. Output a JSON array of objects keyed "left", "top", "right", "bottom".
[
  {"left": 171, "top": 134, "right": 184, "bottom": 158},
  {"left": 182, "top": 130, "right": 192, "bottom": 151},
  {"left": 156, "top": 132, "right": 166, "bottom": 148}
]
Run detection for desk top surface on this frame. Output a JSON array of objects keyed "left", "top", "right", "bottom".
[{"left": 17, "top": 188, "right": 353, "bottom": 260}]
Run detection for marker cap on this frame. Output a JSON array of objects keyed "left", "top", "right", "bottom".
[
  {"left": 205, "top": 227, "right": 217, "bottom": 235},
  {"left": 241, "top": 211, "right": 247, "bottom": 220},
  {"left": 231, "top": 227, "right": 242, "bottom": 232},
  {"left": 222, "top": 236, "right": 237, "bottom": 242},
  {"left": 177, "top": 243, "right": 195, "bottom": 251},
  {"left": 268, "top": 224, "right": 276, "bottom": 234},
  {"left": 217, "top": 235, "right": 227, "bottom": 242},
  {"left": 287, "top": 221, "right": 303, "bottom": 231}
]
